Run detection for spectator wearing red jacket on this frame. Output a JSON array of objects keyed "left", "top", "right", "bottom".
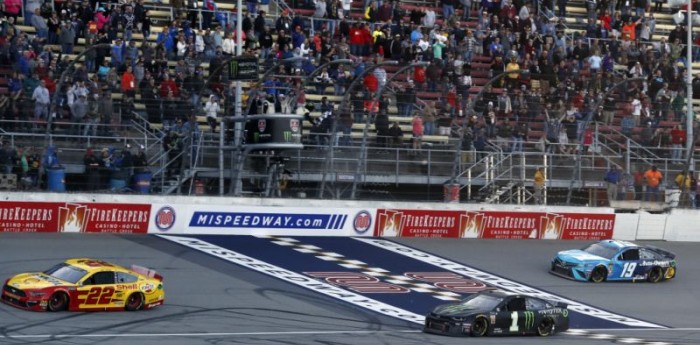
[
  {"left": 349, "top": 23, "right": 364, "bottom": 57},
  {"left": 122, "top": 66, "right": 136, "bottom": 97},
  {"left": 160, "top": 74, "right": 179, "bottom": 98},
  {"left": 364, "top": 73, "right": 378, "bottom": 93},
  {"left": 413, "top": 65, "right": 426, "bottom": 91},
  {"left": 670, "top": 124, "right": 686, "bottom": 163},
  {"left": 361, "top": 25, "right": 373, "bottom": 56}
]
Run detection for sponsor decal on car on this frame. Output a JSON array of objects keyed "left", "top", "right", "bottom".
[
  {"left": 141, "top": 283, "right": 155, "bottom": 293},
  {"left": 639, "top": 260, "right": 671, "bottom": 267},
  {"left": 523, "top": 311, "right": 535, "bottom": 329},
  {"left": 116, "top": 284, "right": 138, "bottom": 290}
]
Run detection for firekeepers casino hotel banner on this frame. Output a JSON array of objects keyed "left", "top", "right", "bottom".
[
  {"left": 0, "top": 201, "right": 150, "bottom": 233},
  {"left": 374, "top": 209, "right": 616, "bottom": 240}
]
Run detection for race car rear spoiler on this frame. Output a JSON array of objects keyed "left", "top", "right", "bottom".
[
  {"left": 644, "top": 246, "right": 676, "bottom": 260},
  {"left": 131, "top": 265, "right": 164, "bottom": 282}
]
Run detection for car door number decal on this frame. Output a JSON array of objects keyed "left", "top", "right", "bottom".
[
  {"left": 80, "top": 286, "right": 115, "bottom": 304},
  {"left": 621, "top": 263, "right": 637, "bottom": 278},
  {"left": 509, "top": 312, "right": 519, "bottom": 332}
]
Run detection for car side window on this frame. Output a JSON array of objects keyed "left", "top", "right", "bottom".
[
  {"left": 526, "top": 298, "right": 547, "bottom": 311},
  {"left": 505, "top": 297, "right": 527, "bottom": 312},
  {"left": 620, "top": 249, "right": 640, "bottom": 261},
  {"left": 116, "top": 272, "right": 139, "bottom": 283},
  {"left": 83, "top": 271, "right": 116, "bottom": 285},
  {"left": 639, "top": 249, "right": 657, "bottom": 260}
]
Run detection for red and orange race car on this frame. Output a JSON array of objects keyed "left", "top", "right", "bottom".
[{"left": 2, "top": 258, "right": 165, "bottom": 311}]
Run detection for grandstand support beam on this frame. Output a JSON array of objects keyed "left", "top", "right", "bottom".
[
  {"left": 564, "top": 77, "right": 646, "bottom": 205},
  {"left": 319, "top": 60, "right": 399, "bottom": 199},
  {"left": 46, "top": 43, "right": 111, "bottom": 145},
  {"left": 686, "top": 2, "right": 695, "bottom": 169},
  {"left": 233, "top": 0, "right": 244, "bottom": 196},
  {"left": 350, "top": 61, "right": 426, "bottom": 200}
]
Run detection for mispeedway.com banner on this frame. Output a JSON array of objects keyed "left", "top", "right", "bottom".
[
  {"left": 149, "top": 203, "right": 375, "bottom": 236},
  {"left": 1, "top": 201, "right": 614, "bottom": 239}
]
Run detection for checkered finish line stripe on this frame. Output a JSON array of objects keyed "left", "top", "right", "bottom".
[
  {"left": 564, "top": 330, "right": 675, "bottom": 345},
  {"left": 257, "top": 235, "right": 462, "bottom": 301}
]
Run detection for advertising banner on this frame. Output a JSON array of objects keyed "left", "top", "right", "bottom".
[
  {"left": 374, "top": 209, "right": 615, "bottom": 240},
  {"left": 149, "top": 204, "right": 375, "bottom": 236},
  {"left": 0, "top": 201, "right": 151, "bottom": 233}
]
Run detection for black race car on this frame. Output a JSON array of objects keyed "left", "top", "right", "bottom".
[{"left": 423, "top": 290, "right": 570, "bottom": 337}]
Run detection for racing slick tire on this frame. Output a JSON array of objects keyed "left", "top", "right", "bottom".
[
  {"left": 48, "top": 292, "right": 69, "bottom": 311},
  {"left": 125, "top": 292, "right": 144, "bottom": 311},
  {"left": 470, "top": 316, "right": 489, "bottom": 337},
  {"left": 590, "top": 266, "right": 607, "bottom": 283},
  {"left": 536, "top": 317, "right": 555, "bottom": 337},
  {"left": 648, "top": 266, "right": 664, "bottom": 283}
]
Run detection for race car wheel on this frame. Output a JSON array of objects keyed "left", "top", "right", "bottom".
[
  {"left": 590, "top": 266, "right": 607, "bottom": 283},
  {"left": 648, "top": 266, "right": 663, "bottom": 283},
  {"left": 470, "top": 317, "right": 489, "bottom": 337},
  {"left": 48, "top": 292, "right": 68, "bottom": 311},
  {"left": 125, "top": 293, "right": 144, "bottom": 311},
  {"left": 536, "top": 317, "right": 555, "bottom": 337}
]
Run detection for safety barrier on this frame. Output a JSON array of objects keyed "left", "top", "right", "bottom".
[{"left": 0, "top": 192, "right": 696, "bottom": 241}]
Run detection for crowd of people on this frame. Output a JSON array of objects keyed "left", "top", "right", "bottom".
[
  {"left": 0, "top": 0, "right": 699, "bottom": 200},
  {"left": 0, "top": 140, "right": 148, "bottom": 191},
  {"left": 603, "top": 164, "right": 697, "bottom": 208}
]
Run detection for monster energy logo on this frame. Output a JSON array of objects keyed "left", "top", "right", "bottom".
[
  {"left": 253, "top": 132, "right": 260, "bottom": 143},
  {"left": 230, "top": 61, "right": 238, "bottom": 78},
  {"left": 523, "top": 311, "right": 535, "bottom": 329},
  {"left": 283, "top": 131, "right": 293, "bottom": 142}
]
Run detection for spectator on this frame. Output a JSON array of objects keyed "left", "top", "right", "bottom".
[
  {"left": 604, "top": 165, "right": 621, "bottom": 204},
  {"left": 31, "top": 9, "right": 48, "bottom": 39},
  {"left": 670, "top": 124, "right": 686, "bottom": 164},
  {"left": 32, "top": 79, "right": 50, "bottom": 123},
  {"left": 71, "top": 94, "right": 88, "bottom": 137},
  {"left": 534, "top": 167, "right": 544, "bottom": 205},
  {"left": 675, "top": 170, "right": 693, "bottom": 207},
  {"left": 374, "top": 110, "right": 390, "bottom": 148},
  {"left": 203, "top": 95, "right": 221, "bottom": 132},
  {"left": 388, "top": 121, "right": 404, "bottom": 148},
  {"left": 59, "top": 20, "right": 76, "bottom": 54},
  {"left": 3, "top": 0, "right": 21, "bottom": 22},
  {"left": 644, "top": 165, "right": 663, "bottom": 202},
  {"left": 690, "top": 172, "right": 698, "bottom": 209},
  {"left": 411, "top": 113, "right": 423, "bottom": 155}
]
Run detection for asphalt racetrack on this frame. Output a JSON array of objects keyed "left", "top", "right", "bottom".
[{"left": 1, "top": 233, "right": 698, "bottom": 345}]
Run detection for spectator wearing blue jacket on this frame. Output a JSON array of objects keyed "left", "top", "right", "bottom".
[
  {"left": 157, "top": 27, "right": 175, "bottom": 59},
  {"left": 110, "top": 38, "right": 126, "bottom": 68},
  {"left": 604, "top": 166, "right": 621, "bottom": 204},
  {"left": 291, "top": 26, "right": 305, "bottom": 49}
]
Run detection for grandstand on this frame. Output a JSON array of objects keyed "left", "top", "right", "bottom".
[{"left": 0, "top": 0, "right": 698, "bottom": 207}]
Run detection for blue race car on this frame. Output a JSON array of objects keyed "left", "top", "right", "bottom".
[{"left": 550, "top": 240, "right": 677, "bottom": 283}]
